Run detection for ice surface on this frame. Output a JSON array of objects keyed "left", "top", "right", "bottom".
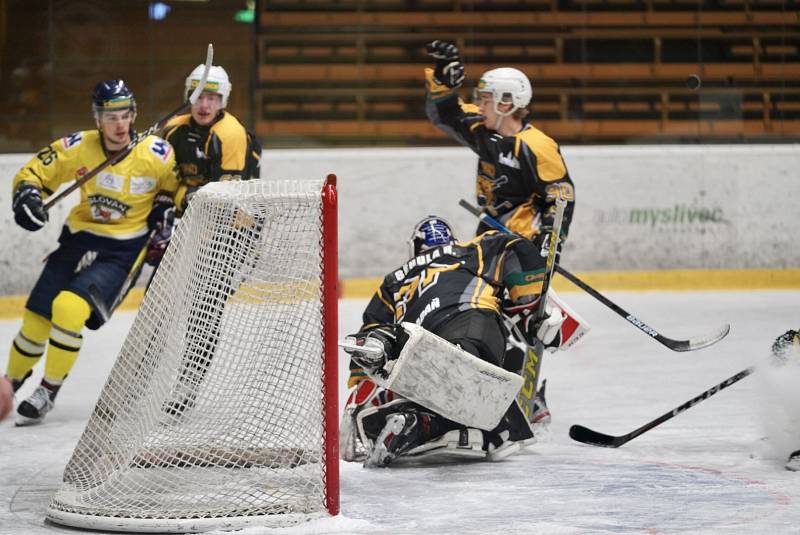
[{"left": 1, "top": 290, "right": 799, "bottom": 534}]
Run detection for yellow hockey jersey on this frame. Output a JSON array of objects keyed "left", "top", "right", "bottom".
[{"left": 13, "top": 130, "right": 179, "bottom": 240}]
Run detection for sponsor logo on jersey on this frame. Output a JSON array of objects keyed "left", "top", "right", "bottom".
[
  {"left": 88, "top": 194, "right": 131, "bottom": 222},
  {"left": 96, "top": 172, "right": 125, "bottom": 193},
  {"left": 60, "top": 132, "right": 83, "bottom": 150},
  {"left": 75, "top": 167, "right": 88, "bottom": 178},
  {"left": 130, "top": 176, "right": 157, "bottom": 194},
  {"left": 415, "top": 297, "right": 440, "bottom": 325},
  {"left": 498, "top": 151, "right": 520, "bottom": 169},
  {"left": 149, "top": 138, "right": 173, "bottom": 162}
]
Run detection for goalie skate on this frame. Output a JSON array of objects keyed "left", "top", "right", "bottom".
[
  {"left": 402, "top": 428, "right": 486, "bottom": 463},
  {"left": 364, "top": 411, "right": 426, "bottom": 468}
]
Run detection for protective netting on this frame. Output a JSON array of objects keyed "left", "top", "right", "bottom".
[{"left": 47, "top": 179, "right": 335, "bottom": 533}]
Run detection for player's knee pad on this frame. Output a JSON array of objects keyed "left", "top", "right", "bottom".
[
  {"left": 51, "top": 291, "right": 92, "bottom": 333},
  {"left": 45, "top": 291, "right": 91, "bottom": 383}
]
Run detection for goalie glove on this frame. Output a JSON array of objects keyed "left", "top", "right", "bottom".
[
  {"left": 426, "top": 40, "right": 465, "bottom": 89},
  {"left": 505, "top": 299, "right": 566, "bottom": 350},
  {"left": 341, "top": 325, "right": 406, "bottom": 372}
]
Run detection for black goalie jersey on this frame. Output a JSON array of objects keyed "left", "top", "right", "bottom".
[{"left": 361, "top": 231, "right": 547, "bottom": 334}]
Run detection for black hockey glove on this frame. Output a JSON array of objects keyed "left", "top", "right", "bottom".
[
  {"left": 771, "top": 329, "right": 799, "bottom": 365},
  {"left": 426, "top": 40, "right": 465, "bottom": 89},
  {"left": 145, "top": 198, "right": 176, "bottom": 266},
  {"left": 342, "top": 325, "right": 407, "bottom": 372},
  {"left": 533, "top": 228, "right": 562, "bottom": 259},
  {"left": 179, "top": 185, "right": 203, "bottom": 214},
  {"left": 12, "top": 183, "right": 48, "bottom": 231}
]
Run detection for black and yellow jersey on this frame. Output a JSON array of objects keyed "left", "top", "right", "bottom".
[
  {"left": 163, "top": 111, "right": 259, "bottom": 211},
  {"left": 360, "top": 231, "right": 546, "bottom": 333},
  {"left": 13, "top": 130, "right": 178, "bottom": 240},
  {"left": 425, "top": 68, "right": 575, "bottom": 240}
]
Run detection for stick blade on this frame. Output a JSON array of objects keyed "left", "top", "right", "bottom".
[
  {"left": 569, "top": 424, "right": 623, "bottom": 448},
  {"left": 685, "top": 323, "right": 731, "bottom": 351}
]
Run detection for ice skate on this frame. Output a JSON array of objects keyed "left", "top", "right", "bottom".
[
  {"left": 531, "top": 379, "right": 552, "bottom": 428},
  {"left": 787, "top": 449, "right": 800, "bottom": 472},
  {"left": 364, "top": 409, "right": 436, "bottom": 468},
  {"left": 15, "top": 385, "right": 55, "bottom": 426}
]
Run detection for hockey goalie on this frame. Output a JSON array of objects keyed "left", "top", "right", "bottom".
[{"left": 340, "top": 216, "right": 588, "bottom": 467}]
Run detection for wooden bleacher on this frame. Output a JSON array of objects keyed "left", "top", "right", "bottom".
[{"left": 255, "top": 0, "right": 800, "bottom": 145}]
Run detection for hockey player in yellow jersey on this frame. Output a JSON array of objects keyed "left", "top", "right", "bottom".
[
  {"left": 163, "top": 64, "right": 260, "bottom": 215},
  {"left": 424, "top": 40, "right": 576, "bottom": 251},
  {"left": 5, "top": 80, "right": 179, "bottom": 425}
]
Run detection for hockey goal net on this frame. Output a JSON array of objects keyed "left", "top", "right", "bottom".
[{"left": 46, "top": 177, "right": 339, "bottom": 533}]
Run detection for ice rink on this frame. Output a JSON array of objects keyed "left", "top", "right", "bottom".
[{"left": 1, "top": 290, "right": 799, "bottom": 534}]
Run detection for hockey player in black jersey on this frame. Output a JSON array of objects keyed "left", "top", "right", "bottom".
[
  {"left": 424, "top": 40, "right": 575, "bottom": 253},
  {"left": 157, "top": 64, "right": 261, "bottom": 419},
  {"left": 340, "top": 216, "right": 568, "bottom": 467}
]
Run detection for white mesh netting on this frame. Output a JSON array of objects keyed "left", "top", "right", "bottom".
[{"left": 46, "top": 179, "right": 336, "bottom": 533}]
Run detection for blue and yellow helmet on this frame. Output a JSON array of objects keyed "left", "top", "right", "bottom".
[{"left": 92, "top": 80, "right": 136, "bottom": 114}]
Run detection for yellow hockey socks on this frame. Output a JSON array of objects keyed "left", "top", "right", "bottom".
[
  {"left": 5, "top": 309, "right": 50, "bottom": 391},
  {"left": 43, "top": 291, "right": 91, "bottom": 385}
]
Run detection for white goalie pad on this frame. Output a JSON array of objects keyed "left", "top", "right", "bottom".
[{"left": 370, "top": 322, "right": 523, "bottom": 430}]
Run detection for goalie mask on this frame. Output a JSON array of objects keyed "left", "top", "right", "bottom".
[
  {"left": 185, "top": 64, "right": 232, "bottom": 108},
  {"left": 474, "top": 67, "right": 532, "bottom": 117},
  {"left": 92, "top": 80, "right": 136, "bottom": 116},
  {"left": 409, "top": 216, "right": 455, "bottom": 257}
]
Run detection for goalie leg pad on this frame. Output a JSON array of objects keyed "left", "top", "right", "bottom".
[{"left": 372, "top": 322, "right": 523, "bottom": 430}]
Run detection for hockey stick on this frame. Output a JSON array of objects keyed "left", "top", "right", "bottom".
[
  {"left": 569, "top": 366, "right": 754, "bottom": 448},
  {"left": 513, "top": 198, "right": 567, "bottom": 422},
  {"left": 88, "top": 229, "right": 155, "bottom": 324},
  {"left": 43, "top": 43, "right": 215, "bottom": 212},
  {"left": 458, "top": 199, "right": 730, "bottom": 352}
]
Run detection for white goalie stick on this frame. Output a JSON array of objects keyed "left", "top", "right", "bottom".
[
  {"left": 43, "top": 43, "right": 215, "bottom": 212},
  {"left": 458, "top": 199, "right": 730, "bottom": 352},
  {"left": 569, "top": 366, "right": 754, "bottom": 448}
]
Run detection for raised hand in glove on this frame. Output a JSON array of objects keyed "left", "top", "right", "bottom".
[
  {"left": 145, "top": 201, "right": 176, "bottom": 266},
  {"left": 426, "top": 40, "right": 465, "bottom": 89},
  {"left": 341, "top": 325, "right": 406, "bottom": 372},
  {"left": 12, "top": 183, "right": 48, "bottom": 231}
]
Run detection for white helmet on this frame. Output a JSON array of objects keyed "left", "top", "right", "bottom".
[
  {"left": 475, "top": 67, "right": 532, "bottom": 116},
  {"left": 185, "top": 64, "right": 232, "bottom": 108}
]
